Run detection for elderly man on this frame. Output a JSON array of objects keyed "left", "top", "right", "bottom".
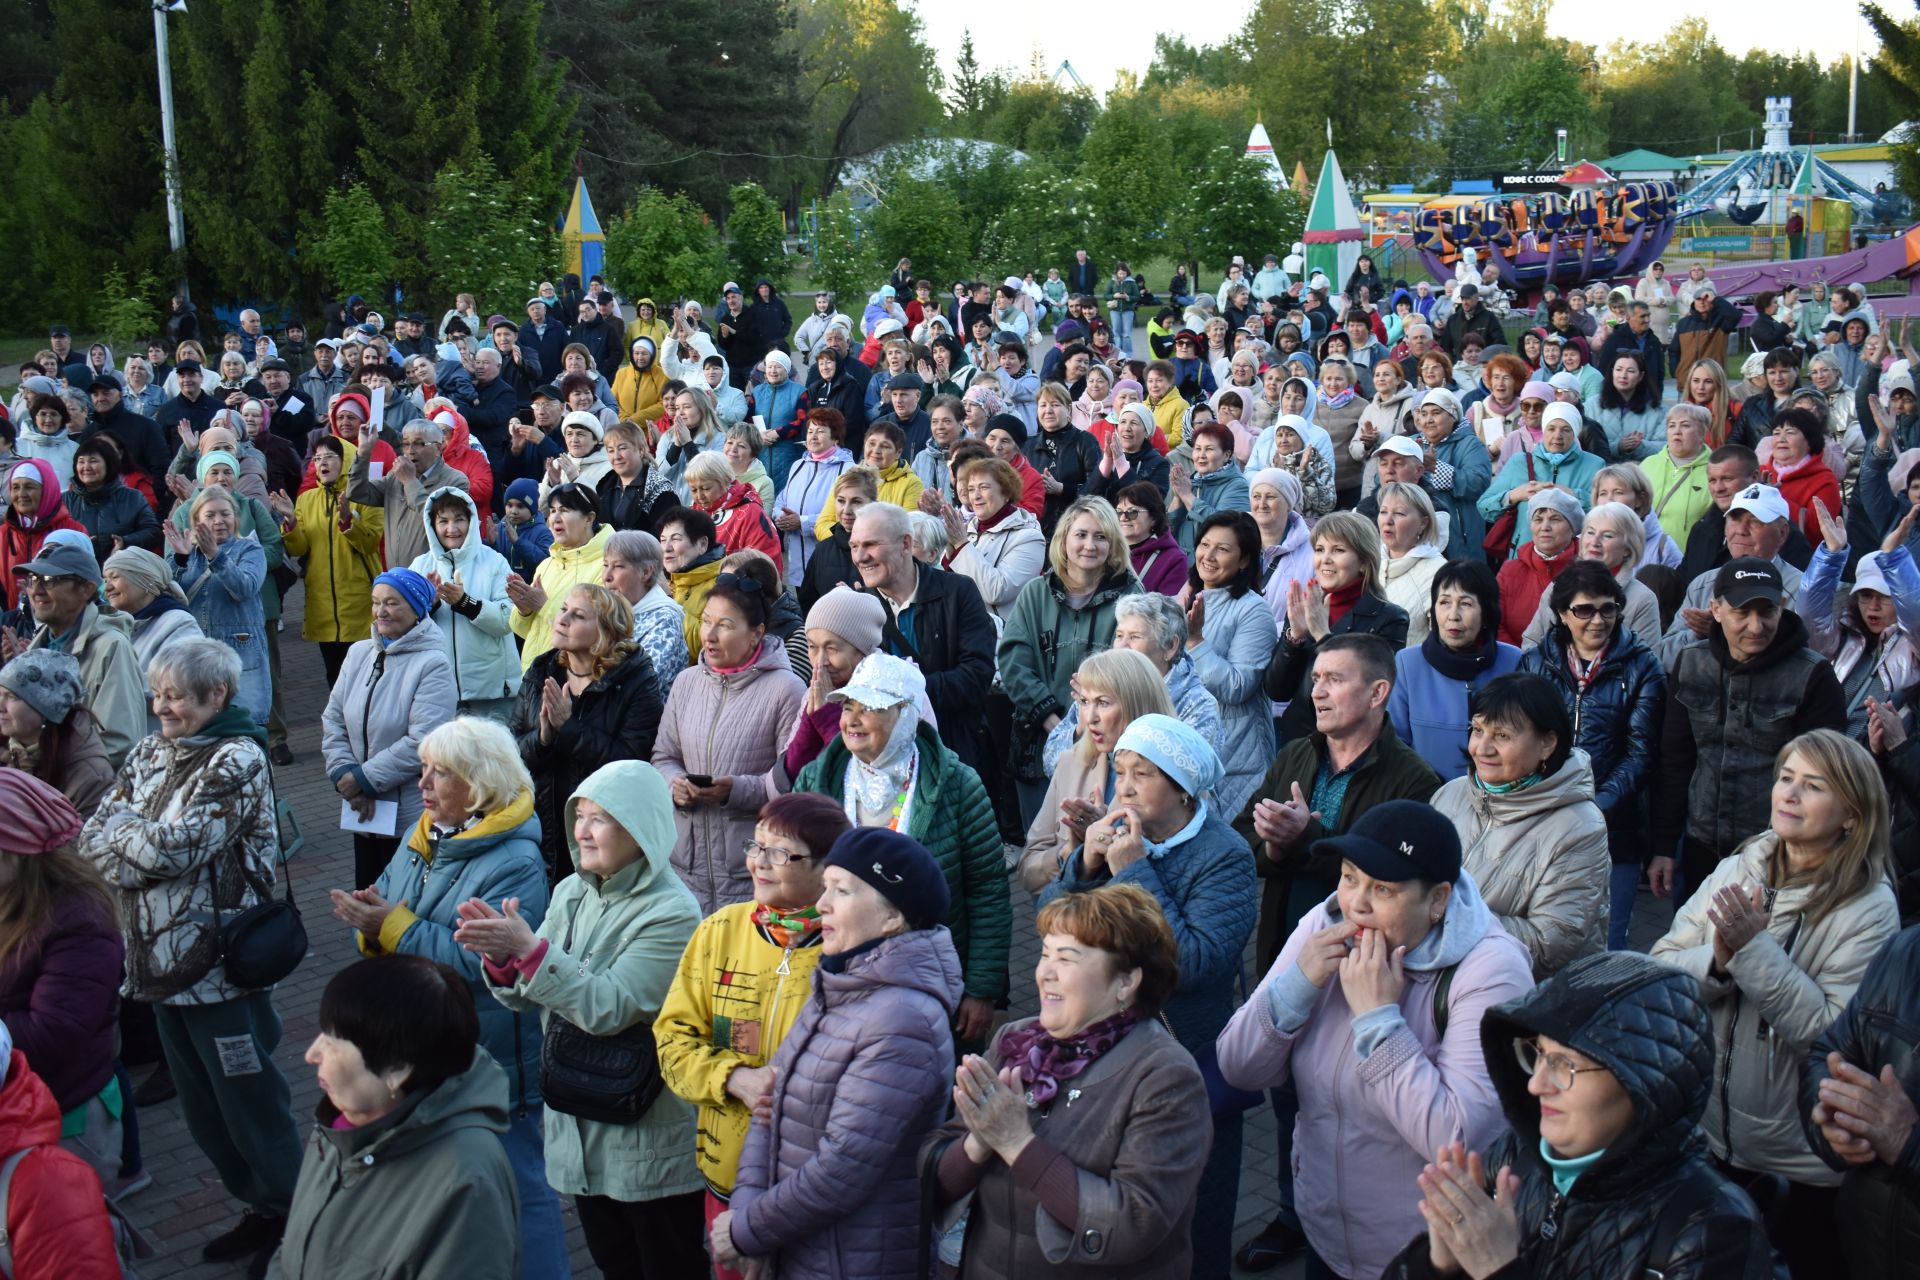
[
  {"left": 1396, "top": 322, "right": 1436, "bottom": 383},
  {"left": 236, "top": 309, "right": 277, "bottom": 365},
  {"left": 488, "top": 315, "right": 543, "bottom": 399},
  {"left": 517, "top": 296, "right": 569, "bottom": 379},
  {"left": 1597, "top": 300, "right": 1667, "bottom": 399},
  {"left": 346, "top": 418, "right": 470, "bottom": 569},
  {"left": 464, "top": 346, "right": 519, "bottom": 474},
  {"left": 298, "top": 338, "right": 345, "bottom": 413},
  {"left": 83, "top": 374, "right": 171, "bottom": 482},
  {"left": 250, "top": 358, "right": 316, "bottom": 452},
  {"left": 1440, "top": 282, "right": 1504, "bottom": 357},
  {"left": 1651, "top": 557, "right": 1845, "bottom": 898},
  {"left": 6, "top": 540, "right": 146, "bottom": 769},
  {"left": 1228, "top": 631, "right": 1442, "bottom": 1273},
  {"left": 1675, "top": 444, "right": 1815, "bottom": 586},
  {"left": 847, "top": 501, "right": 995, "bottom": 771},
  {"left": 392, "top": 312, "right": 436, "bottom": 361},
  {"left": 1660, "top": 480, "right": 1811, "bottom": 667},
  {"left": 1355, "top": 435, "right": 1431, "bottom": 520}
]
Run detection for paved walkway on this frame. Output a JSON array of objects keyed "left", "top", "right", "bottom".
[{"left": 123, "top": 583, "right": 1672, "bottom": 1278}]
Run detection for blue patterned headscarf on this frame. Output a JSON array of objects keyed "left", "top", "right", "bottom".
[{"left": 1113, "top": 714, "right": 1223, "bottom": 800}]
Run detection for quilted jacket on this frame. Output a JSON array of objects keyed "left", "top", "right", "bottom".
[
  {"left": 1802, "top": 923, "right": 1920, "bottom": 1276},
  {"left": 729, "top": 927, "right": 963, "bottom": 1279},
  {"left": 1384, "top": 951, "right": 1785, "bottom": 1280},
  {"left": 1189, "top": 586, "right": 1279, "bottom": 820},
  {"left": 793, "top": 723, "right": 1012, "bottom": 1003}
]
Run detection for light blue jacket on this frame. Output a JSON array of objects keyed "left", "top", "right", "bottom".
[
  {"left": 1477, "top": 444, "right": 1605, "bottom": 554},
  {"left": 1170, "top": 463, "right": 1251, "bottom": 554},
  {"left": 1388, "top": 639, "right": 1524, "bottom": 781},
  {"left": 1581, "top": 396, "right": 1663, "bottom": 462},
  {"left": 1190, "top": 586, "right": 1279, "bottom": 818},
  {"left": 178, "top": 534, "right": 270, "bottom": 723},
  {"left": 408, "top": 486, "right": 522, "bottom": 706}
]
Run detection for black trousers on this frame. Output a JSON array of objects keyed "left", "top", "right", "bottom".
[
  {"left": 1715, "top": 1158, "right": 1844, "bottom": 1280},
  {"left": 574, "top": 1190, "right": 706, "bottom": 1280},
  {"left": 319, "top": 641, "right": 353, "bottom": 689},
  {"left": 352, "top": 834, "right": 399, "bottom": 890}
]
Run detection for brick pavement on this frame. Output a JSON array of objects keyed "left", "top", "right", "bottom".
[{"left": 123, "top": 582, "right": 1671, "bottom": 1278}]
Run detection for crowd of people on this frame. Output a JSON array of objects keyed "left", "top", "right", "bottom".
[{"left": 0, "top": 242, "right": 1913, "bottom": 1280}]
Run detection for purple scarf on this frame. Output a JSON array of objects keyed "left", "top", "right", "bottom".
[{"left": 997, "top": 1010, "right": 1138, "bottom": 1105}]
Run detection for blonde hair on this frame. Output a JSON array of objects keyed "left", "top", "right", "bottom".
[
  {"left": 1376, "top": 482, "right": 1442, "bottom": 550},
  {"left": 685, "top": 451, "right": 733, "bottom": 490},
  {"left": 1312, "top": 510, "right": 1385, "bottom": 596},
  {"left": 419, "top": 717, "right": 534, "bottom": 814},
  {"left": 1036, "top": 381, "right": 1073, "bottom": 410},
  {"left": 1593, "top": 463, "right": 1653, "bottom": 513},
  {"left": 188, "top": 484, "right": 238, "bottom": 525},
  {"left": 833, "top": 465, "right": 879, "bottom": 500},
  {"left": 561, "top": 582, "right": 638, "bottom": 681},
  {"left": 1071, "top": 649, "right": 1175, "bottom": 767},
  {"left": 1766, "top": 729, "right": 1891, "bottom": 927},
  {"left": 1047, "top": 496, "right": 1130, "bottom": 581},
  {"left": 1585, "top": 501, "right": 1645, "bottom": 567}
]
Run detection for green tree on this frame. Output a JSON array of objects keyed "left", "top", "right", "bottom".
[
  {"left": 95, "top": 269, "right": 163, "bottom": 348},
  {"left": 1170, "top": 149, "right": 1305, "bottom": 271},
  {"left": 980, "top": 78, "right": 1098, "bottom": 159},
  {"left": 808, "top": 191, "right": 873, "bottom": 307},
  {"left": 950, "top": 29, "right": 988, "bottom": 126},
  {"left": 1077, "top": 96, "right": 1176, "bottom": 267},
  {"left": 1594, "top": 19, "right": 1748, "bottom": 157},
  {"left": 866, "top": 176, "right": 971, "bottom": 288},
  {"left": 789, "top": 0, "right": 943, "bottom": 196},
  {"left": 421, "top": 157, "right": 557, "bottom": 318},
  {"left": 728, "top": 182, "right": 790, "bottom": 292},
  {"left": 1868, "top": 1, "right": 1920, "bottom": 197},
  {"left": 603, "top": 188, "right": 729, "bottom": 307},
  {"left": 543, "top": 0, "right": 802, "bottom": 216},
  {"left": 976, "top": 164, "right": 1091, "bottom": 278},
  {"left": 310, "top": 182, "right": 398, "bottom": 302}
]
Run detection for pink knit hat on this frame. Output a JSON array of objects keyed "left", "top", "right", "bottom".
[{"left": 0, "top": 770, "right": 82, "bottom": 854}]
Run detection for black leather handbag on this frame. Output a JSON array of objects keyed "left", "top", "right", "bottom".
[
  {"left": 537, "top": 898, "right": 664, "bottom": 1125},
  {"left": 209, "top": 849, "right": 307, "bottom": 990}
]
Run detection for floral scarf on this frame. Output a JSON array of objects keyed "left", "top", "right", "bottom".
[
  {"left": 998, "top": 1010, "right": 1138, "bottom": 1106},
  {"left": 751, "top": 902, "right": 823, "bottom": 949}
]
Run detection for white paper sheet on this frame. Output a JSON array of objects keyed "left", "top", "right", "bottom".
[{"left": 340, "top": 798, "right": 398, "bottom": 836}]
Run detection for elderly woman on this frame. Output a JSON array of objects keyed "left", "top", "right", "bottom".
[
  {"left": 1218, "top": 798, "right": 1535, "bottom": 1280},
  {"left": 1089, "top": 403, "right": 1173, "bottom": 503},
  {"left": 1641, "top": 403, "right": 1716, "bottom": 559},
  {"left": 538, "top": 411, "right": 615, "bottom": 504},
  {"left": 1493, "top": 486, "right": 1581, "bottom": 646},
  {"left": 81, "top": 638, "right": 305, "bottom": 1274},
  {"left": 1113, "top": 481, "right": 1187, "bottom": 598},
  {"left": 711, "top": 828, "right": 963, "bottom": 1279},
  {"left": 1185, "top": 511, "right": 1279, "bottom": 817},
  {"left": 321, "top": 566, "right": 458, "bottom": 887},
  {"left": 1590, "top": 461, "right": 1682, "bottom": 569},
  {"left": 456, "top": 761, "right": 707, "bottom": 1278},
  {"left": 0, "top": 460, "right": 84, "bottom": 609},
  {"left": 271, "top": 434, "right": 383, "bottom": 686},
  {"left": 944, "top": 453, "right": 1046, "bottom": 622},
  {"left": 1518, "top": 502, "right": 1663, "bottom": 648},
  {"left": 1430, "top": 673, "right": 1610, "bottom": 978},
  {"left": 329, "top": 715, "right": 567, "bottom": 1277},
  {"left": 655, "top": 794, "right": 850, "bottom": 1278},
  {"left": 792, "top": 652, "right": 1008, "bottom": 1044},
  {"left": 508, "top": 482, "right": 612, "bottom": 669},
  {"left": 1377, "top": 481, "right": 1447, "bottom": 646},
  {"left": 684, "top": 452, "right": 784, "bottom": 574},
  {"left": 1480, "top": 402, "right": 1604, "bottom": 561},
  {"left": 593, "top": 421, "right": 678, "bottom": 536},
  {"left": 1168, "top": 423, "right": 1250, "bottom": 555},
  {"left": 1800, "top": 499, "right": 1920, "bottom": 742},
  {"left": 276, "top": 956, "right": 520, "bottom": 1278},
  {"left": 1019, "top": 648, "right": 1178, "bottom": 894},
  {"left": 1390, "top": 559, "right": 1523, "bottom": 782},
  {"left": 653, "top": 570, "right": 806, "bottom": 914},
  {"left": 511, "top": 583, "right": 662, "bottom": 885},
  {"left": 930, "top": 883, "right": 1211, "bottom": 1279},
  {"left": 1251, "top": 466, "right": 1313, "bottom": 613},
  {"left": 1518, "top": 561, "right": 1667, "bottom": 951},
  {"left": 1266, "top": 510, "right": 1411, "bottom": 742},
  {"left": 122, "top": 355, "right": 166, "bottom": 420},
  {"left": 599, "top": 529, "right": 686, "bottom": 691},
  {"left": 1037, "top": 714, "right": 1258, "bottom": 1279},
  {"left": 1000, "top": 496, "right": 1142, "bottom": 824},
  {"left": 1763, "top": 406, "right": 1842, "bottom": 550},
  {"left": 1383, "top": 952, "right": 1778, "bottom": 1280},
  {"left": 1653, "top": 730, "right": 1899, "bottom": 1278},
  {"left": 165, "top": 484, "right": 272, "bottom": 725},
  {"left": 102, "top": 547, "right": 202, "bottom": 701}
]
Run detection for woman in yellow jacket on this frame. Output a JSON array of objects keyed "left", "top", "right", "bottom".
[
  {"left": 612, "top": 336, "right": 668, "bottom": 426},
  {"left": 267, "top": 433, "right": 383, "bottom": 687},
  {"left": 624, "top": 296, "right": 670, "bottom": 352},
  {"left": 506, "top": 482, "right": 612, "bottom": 668},
  {"left": 811, "top": 421, "right": 923, "bottom": 540},
  {"left": 654, "top": 794, "right": 850, "bottom": 1236}
]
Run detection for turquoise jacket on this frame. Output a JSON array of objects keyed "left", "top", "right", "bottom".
[{"left": 1477, "top": 444, "right": 1605, "bottom": 555}]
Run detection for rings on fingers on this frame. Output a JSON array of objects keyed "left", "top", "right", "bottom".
[{"left": 1452, "top": 1211, "right": 1465, "bottom": 1225}]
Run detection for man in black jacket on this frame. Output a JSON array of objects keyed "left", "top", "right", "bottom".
[
  {"left": 155, "top": 360, "right": 220, "bottom": 437},
  {"left": 83, "top": 376, "right": 171, "bottom": 482},
  {"left": 392, "top": 312, "right": 437, "bottom": 361},
  {"left": 1067, "top": 249, "right": 1099, "bottom": 296},
  {"left": 1596, "top": 302, "right": 1667, "bottom": 401},
  {"left": 1441, "top": 283, "right": 1506, "bottom": 357},
  {"left": 848, "top": 501, "right": 996, "bottom": 774},
  {"left": 516, "top": 298, "right": 570, "bottom": 381},
  {"left": 572, "top": 292, "right": 623, "bottom": 381}
]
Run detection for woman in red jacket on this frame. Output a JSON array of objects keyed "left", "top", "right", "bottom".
[
  {"left": 686, "top": 452, "right": 785, "bottom": 576},
  {"left": 1763, "top": 405, "right": 1841, "bottom": 550},
  {"left": 0, "top": 460, "right": 85, "bottom": 611},
  {"left": 0, "top": 1038, "right": 121, "bottom": 1279}
]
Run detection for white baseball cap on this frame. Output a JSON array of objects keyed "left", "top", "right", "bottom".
[
  {"left": 1728, "top": 483, "right": 1790, "bottom": 524},
  {"left": 1374, "top": 436, "right": 1424, "bottom": 460}
]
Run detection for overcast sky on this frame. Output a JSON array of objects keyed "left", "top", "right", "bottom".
[{"left": 915, "top": 1, "right": 1878, "bottom": 99}]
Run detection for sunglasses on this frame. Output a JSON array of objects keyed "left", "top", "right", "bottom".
[{"left": 1565, "top": 602, "right": 1621, "bottom": 621}]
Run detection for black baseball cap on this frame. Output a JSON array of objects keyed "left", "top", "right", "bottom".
[
  {"left": 530, "top": 382, "right": 564, "bottom": 402},
  {"left": 1312, "top": 799, "right": 1462, "bottom": 885},
  {"left": 175, "top": 359, "right": 203, "bottom": 375},
  {"left": 1714, "top": 557, "right": 1785, "bottom": 609},
  {"left": 87, "top": 374, "right": 120, "bottom": 393},
  {"left": 47, "top": 325, "right": 69, "bottom": 338}
]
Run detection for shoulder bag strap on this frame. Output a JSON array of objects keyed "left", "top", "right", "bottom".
[
  {"left": 0, "top": 1146, "right": 34, "bottom": 1280},
  {"left": 1432, "top": 964, "right": 1458, "bottom": 1040},
  {"left": 1641, "top": 1166, "right": 1725, "bottom": 1279}
]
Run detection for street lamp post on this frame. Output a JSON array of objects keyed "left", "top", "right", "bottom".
[{"left": 152, "top": 0, "right": 189, "bottom": 301}]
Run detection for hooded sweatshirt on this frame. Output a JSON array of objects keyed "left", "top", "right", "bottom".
[
  {"left": 0, "top": 460, "right": 85, "bottom": 610},
  {"left": 408, "top": 486, "right": 521, "bottom": 704}
]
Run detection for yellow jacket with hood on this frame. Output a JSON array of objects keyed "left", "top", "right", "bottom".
[{"left": 281, "top": 443, "right": 384, "bottom": 643}]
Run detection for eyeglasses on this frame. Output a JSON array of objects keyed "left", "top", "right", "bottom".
[
  {"left": 742, "top": 840, "right": 815, "bottom": 867},
  {"left": 1514, "top": 1037, "right": 1609, "bottom": 1091},
  {"left": 1564, "top": 602, "right": 1621, "bottom": 621},
  {"left": 24, "top": 574, "right": 79, "bottom": 590},
  {"left": 1114, "top": 507, "right": 1145, "bottom": 520}
]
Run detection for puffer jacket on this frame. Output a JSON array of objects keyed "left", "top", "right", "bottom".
[
  {"left": 656, "top": 901, "right": 825, "bottom": 1195},
  {"left": 1802, "top": 923, "right": 1920, "bottom": 1275},
  {"left": 364, "top": 794, "right": 550, "bottom": 1108},
  {"left": 281, "top": 472, "right": 384, "bottom": 644},
  {"left": 652, "top": 637, "right": 806, "bottom": 914},
  {"left": 1217, "top": 873, "right": 1534, "bottom": 1280},
  {"left": 1189, "top": 586, "right": 1279, "bottom": 818},
  {"left": 0, "top": 458, "right": 86, "bottom": 609},
  {"left": 1384, "top": 952, "right": 1784, "bottom": 1280},
  {"left": 707, "top": 480, "right": 784, "bottom": 576},
  {"left": 1428, "top": 424, "right": 1494, "bottom": 561},
  {"left": 728, "top": 927, "right": 963, "bottom": 1279},
  {"left": 1652, "top": 832, "right": 1899, "bottom": 1185},
  {"left": 1434, "top": 751, "right": 1612, "bottom": 978},
  {"left": 0, "top": 889, "right": 121, "bottom": 1113},
  {"left": 511, "top": 645, "right": 662, "bottom": 883},
  {"left": 407, "top": 486, "right": 521, "bottom": 705},
  {"left": 1518, "top": 627, "right": 1667, "bottom": 861},
  {"left": 1798, "top": 543, "right": 1920, "bottom": 739},
  {"left": 1496, "top": 539, "right": 1575, "bottom": 645},
  {"left": 0, "top": 1052, "right": 120, "bottom": 1278},
  {"left": 320, "top": 623, "right": 459, "bottom": 838},
  {"left": 1169, "top": 462, "right": 1250, "bottom": 554},
  {"left": 997, "top": 568, "right": 1141, "bottom": 776},
  {"left": 486, "top": 761, "right": 704, "bottom": 1202},
  {"left": 947, "top": 506, "right": 1046, "bottom": 624},
  {"left": 80, "top": 713, "right": 280, "bottom": 1005},
  {"left": 509, "top": 524, "right": 611, "bottom": 668},
  {"left": 794, "top": 723, "right": 1012, "bottom": 1003},
  {"left": 64, "top": 476, "right": 160, "bottom": 556},
  {"left": 272, "top": 1049, "right": 519, "bottom": 1280}
]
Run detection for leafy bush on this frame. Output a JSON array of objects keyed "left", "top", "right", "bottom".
[
  {"left": 603, "top": 187, "right": 729, "bottom": 308},
  {"left": 94, "top": 268, "right": 163, "bottom": 347},
  {"left": 865, "top": 176, "right": 970, "bottom": 293},
  {"left": 727, "top": 182, "right": 788, "bottom": 292},
  {"left": 309, "top": 181, "right": 397, "bottom": 303},
  {"left": 1172, "top": 148, "right": 1307, "bottom": 273},
  {"left": 808, "top": 191, "right": 871, "bottom": 310},
  {"left": 421, "top": 156, "right": 558, "bottom": 317},
  {"left": 976, "top": 164, "right": 1090, "bottom": 280}
]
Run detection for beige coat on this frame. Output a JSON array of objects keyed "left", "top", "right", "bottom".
[
  {"left": 1017, "top": 749, "right": 1108, "bottom": 895},
  {"left": 1433, "top": 751, "right": 1610, "bottom": 979},
  {"left": 1651, "top": 832, "right": 1899, "bottom": 1185}
]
